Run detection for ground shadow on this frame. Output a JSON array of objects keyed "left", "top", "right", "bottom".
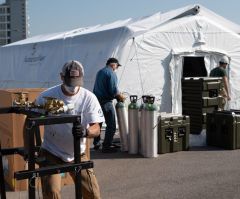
[
  {"left": 90, "top": 149, "right": 144, "bottom": 160},
  {"left": 189, "top": 145, "right": 227, "bottom": 151}
]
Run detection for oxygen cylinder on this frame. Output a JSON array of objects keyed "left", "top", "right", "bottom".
[
  {"left": 140, "top": 95, "right": 149, "bottom": 156},
  {"left": 144, "top": 96, "right": 158, "bottom": 158},
  {"left": 128, "top": 95, "right": 139, "bottom": 154},
  {"left": 115, "top": 101, "right": 128, "bottom": 151}
]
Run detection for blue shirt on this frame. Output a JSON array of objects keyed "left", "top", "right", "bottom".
[{"left": 93, "top": 66, "right": 119, "bottom": 102}]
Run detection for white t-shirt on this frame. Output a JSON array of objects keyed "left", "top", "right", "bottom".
[{"left": 35, "top": 84, "right": 105, "bottom": 162}]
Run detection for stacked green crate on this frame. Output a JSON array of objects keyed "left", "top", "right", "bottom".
[
  {"left": 206, "top": 111, "right": 240, "bottom": 149},
  {"left": 158, "top": 114, "right": 190, "bottom": 154},
  {"left": 182, "top": 77, "right": 222, "bottom": 134}
]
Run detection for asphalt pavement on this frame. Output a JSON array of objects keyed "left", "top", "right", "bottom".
[{"left": 5, "top": 144, "right": 240, "bottom": 199}]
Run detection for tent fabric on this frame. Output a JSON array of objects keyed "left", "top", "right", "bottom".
[
  {"left": 0, "top": 4, "right": 240, "bottom": 112},
  {"left": 117, "top": 14, "right": 240, "bottom": 112}
]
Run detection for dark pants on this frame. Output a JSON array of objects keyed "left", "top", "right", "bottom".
[{"left": 94, "top": 101, "right": 116, "bottom": 147}]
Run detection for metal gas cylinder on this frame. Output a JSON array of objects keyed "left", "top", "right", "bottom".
[
  {"left": 144, "top": 96, "right": 158, "bottom": 158},
  {"left": 139, "top": 95, "right": 149, "bottom": 156},
  {"left": 128, "top": 95, "right": 139, "bottom": 154},
  {"left": 115, "top": 101, "right": 128, "bottom": 151}
]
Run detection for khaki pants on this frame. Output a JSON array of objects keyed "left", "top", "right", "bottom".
[
  {"left": 219, "top": 88, "right": 227, "bottom": 110},
  {"left": 38, "top": 149, "right": 101, "bottom": 199}
]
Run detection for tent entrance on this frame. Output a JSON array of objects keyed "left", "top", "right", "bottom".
[
  {"left": 182, "top": 56, "right": 207, "bottom": 77},
  {"left": 170, "top": 52, "right": 229, "bottom": 114}
]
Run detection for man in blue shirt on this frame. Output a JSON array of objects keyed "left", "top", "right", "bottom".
[{"left": 93, "top": 58, "right": 125, "bottom": 153}]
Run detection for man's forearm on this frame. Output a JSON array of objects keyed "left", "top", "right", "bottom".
[
  {"left": 223, "top": 76, "right": 230, "bottom": 97},
  {"left": 86, "top": 123, "right": 100, "bottom": 138}
]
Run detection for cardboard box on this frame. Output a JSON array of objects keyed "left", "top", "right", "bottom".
[
  {"left": 0, "top": 88, "right": 45, "bottom": 191},
  {"left": 0, "top": 88, "right": 92, "bottom": 191}
]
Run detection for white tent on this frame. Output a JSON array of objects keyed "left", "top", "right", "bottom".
[{"left": 0, "top": 4, "right": 240, "bottom": 113}]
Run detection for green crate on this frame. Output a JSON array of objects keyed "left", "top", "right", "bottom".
[
  {"left": 158, "top": 115, "right": 190, "bottom": 154},
  {"left": 183, "top": 106, "right": 216, "bottom": 114},
  {"left": 206, "top": 111, "right": 240, "bottom": 149},
  {"left": 182, "top": 77, "right": 223, "bottom": 135},
  {"left": 182, "top": 97, "right": 220, "bottom": 107},
  {"left": 202, "top": 97, "right": 220, "bottom": 107},
  {"left": 203, "top": 81, "right": 221, "bottom": 90},
  {"left": 182, "top": 90, "right": 219, "bottom": 98},
  {"left": 182, "top": 77, "right": 222, "bottom": 91}
]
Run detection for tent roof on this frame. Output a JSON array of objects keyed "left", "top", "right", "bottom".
[{"left": 4, "top": 4, "right": 240, "bottom": 47}]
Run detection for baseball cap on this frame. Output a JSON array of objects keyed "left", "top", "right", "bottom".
[
  {"left": 62, "top": 60, "right": 84, "bottom": 87},
  {"left": 219, "top": 56, "right": 229, "bottom": 64},
  {"left": 106, "top": 58, "right": 121, "bottom": 66}
]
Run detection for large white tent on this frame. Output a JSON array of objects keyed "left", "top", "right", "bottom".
[{"left": 0, "top": 4, "right": 240, "bottom": 113}]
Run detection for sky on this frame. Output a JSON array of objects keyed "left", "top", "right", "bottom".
[{"left": 23, "top": 0, "right": 240, "bottom": 37}]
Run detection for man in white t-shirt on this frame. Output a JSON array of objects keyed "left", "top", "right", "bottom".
[{"left": 35, "top": 60, "right": 104, "bottom": 199}]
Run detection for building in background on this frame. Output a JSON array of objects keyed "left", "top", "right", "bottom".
[{"left": 0, "top": 0, "right": 28, "bottom": 46}]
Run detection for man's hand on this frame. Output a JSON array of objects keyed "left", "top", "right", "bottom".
[
  {"left": 116, "top": 93, "right": 126, "bottom": 102},
  {"left": 80, "top": 126, "right": 88, "bottom": 137}
]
